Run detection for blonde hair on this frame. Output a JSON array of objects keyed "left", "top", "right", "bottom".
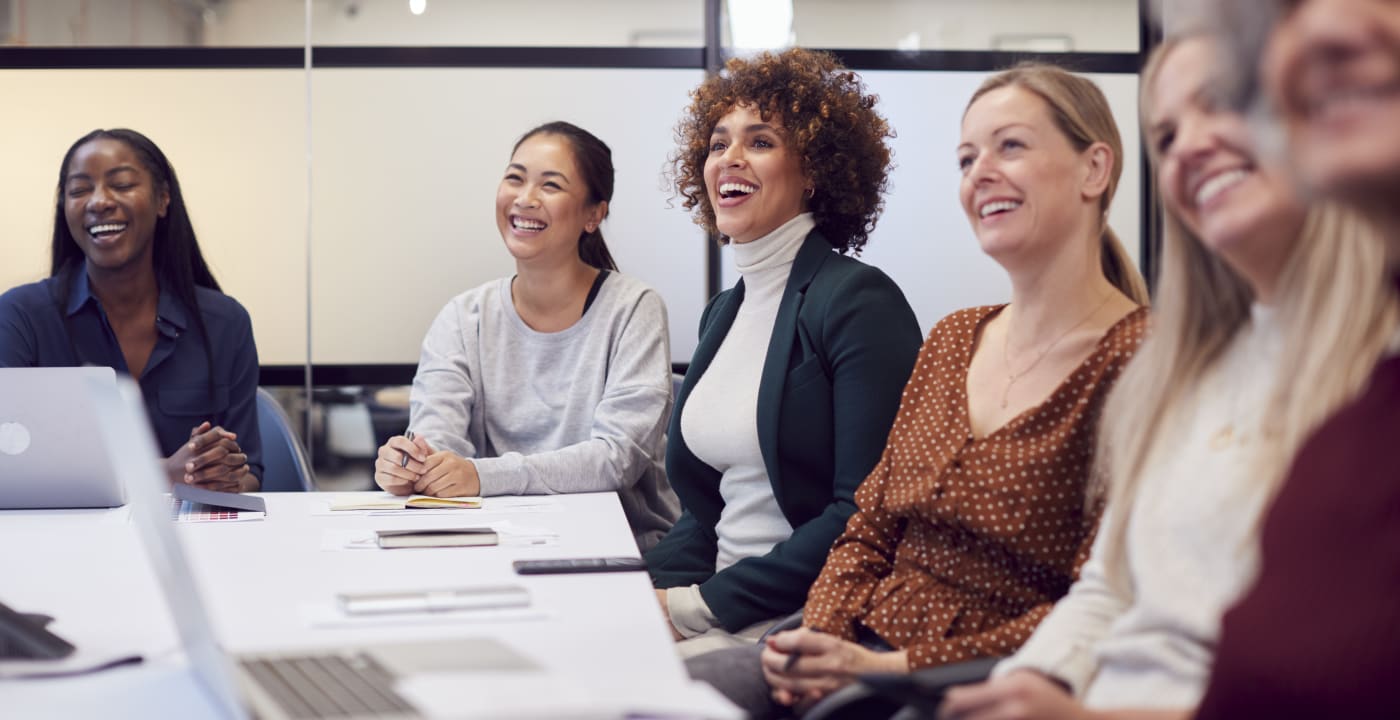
[
  {"left": 1094, "top": 35, "right": 1400, "bottom": 585},
  {"left": 967, "top": 63, "right": 1150, "bottom": 304}
]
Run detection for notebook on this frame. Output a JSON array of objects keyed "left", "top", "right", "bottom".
[
  {"left": 374, "top": 528, "right": 498, "bottom": 549},
  {"left": 329, "top": 494, "right": 481, "bottom": 511},
  {"left": 0, "top": 367, "right": 125, "bottom": 509}
]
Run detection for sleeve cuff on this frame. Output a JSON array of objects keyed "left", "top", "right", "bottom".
[
  {"left": 666, "top": 584, "right": 720, "bottom": 638},
  {"left": 992, "top": 641, "right": 1097, "bottom": 696},
  {"left": 470, "top": 454, "right": 522, "bottom": 497}
]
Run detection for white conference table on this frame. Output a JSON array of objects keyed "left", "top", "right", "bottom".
[{"left": 0, "top": 492, "right": 737, "bottom": 719}]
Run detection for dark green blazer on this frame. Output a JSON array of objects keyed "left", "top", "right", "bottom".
[{"left": 646, "top": 230, "right": 922, "bottom": 632}]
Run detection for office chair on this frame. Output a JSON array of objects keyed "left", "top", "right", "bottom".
[{"left": 255, "top": 388, "right": 315, "bottom": 492}]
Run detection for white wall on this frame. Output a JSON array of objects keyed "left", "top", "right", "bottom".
[
  {"left": 6, "top": 0, "right": 199, "bottom": 46},
  {"left": 1, "top": 0, "right": 1146, "bottom": 367},
  {"left": 720, "top": 71, "right": 1142, "bottom": 334},
  {"left": 204, "top": 0, "right": 706, "bottom": 47},
  {"left": 0, "top": 69, "right": 309, "bottom": 365},
  {"left": 791, "top": 0, "right": 1139, "bottom": 51},
  {"left": 307, "top": 67, "right": 707, "bottom": 365},
  {"left": 200, "top": 0, "right": 1136, "bottom": 51}
]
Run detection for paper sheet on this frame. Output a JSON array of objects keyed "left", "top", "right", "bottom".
[{"left": 299, "top": 602, "right": 549, "bottom": 630}]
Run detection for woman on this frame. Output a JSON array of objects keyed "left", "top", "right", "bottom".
[
  {"left": 644, "top": 48, "right": 923, "bottom": 656},
  {"left": 374, "top": 121, "right": 678, "bottom": 551},
  {"left": 1185, "top": 2, "right": 1400, "bottom": 717},
  {"left": 938, "top": 33, "right": 1397, "bottom": 720},
  {"left": 700, "top": 63, "right": 1154, "bottom": 716},
  {"left": 0, "top": 128, "right": 262, "bottom": 493}
]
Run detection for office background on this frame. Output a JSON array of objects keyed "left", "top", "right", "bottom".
[{"left": 0, "top": 0, "right": 1151, "bottom": 478}]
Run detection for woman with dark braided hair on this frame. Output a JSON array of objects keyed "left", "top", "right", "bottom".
[{"left": 0, "top": 128, "right": 262, "bottom": 492}]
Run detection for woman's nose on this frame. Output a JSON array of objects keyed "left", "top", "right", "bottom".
[
  {"left": 514, "top": 186, "right": 541, "bottom": 208},
  {"left": 86, "top": 184, "right": 115, "bottom": 211}
]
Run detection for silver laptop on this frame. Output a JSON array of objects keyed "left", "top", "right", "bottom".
[
  {"left": 89, "top": 375, "right": 540, "bottom": 720},
  {"left": 0, "top": 367, "right": 125, "bottom": 509}
]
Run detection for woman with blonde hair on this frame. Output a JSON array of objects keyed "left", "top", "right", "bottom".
[
  {"left": 688, "top": 62, "right": 1151, "bottom": 717},
  {"left": 939, "top": 31, "right": 1398, "bottom": 720}
]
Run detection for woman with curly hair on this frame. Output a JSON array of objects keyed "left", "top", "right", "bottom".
[
  {"left": 644, "top": 48, "right": 923, "bottom": 657},
  {"left": 690, "top": 64, "right": 1152, "bottom": 716}
]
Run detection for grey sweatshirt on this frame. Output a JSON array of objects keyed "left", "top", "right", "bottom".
[{"left": 409, "top": 272, "right": 679, "bottom": 550}]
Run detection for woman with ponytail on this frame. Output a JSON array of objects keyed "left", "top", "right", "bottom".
[{"left": 374, "top": 121, "right": 678, "bottom": 550}]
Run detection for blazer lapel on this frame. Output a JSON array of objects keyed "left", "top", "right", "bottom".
[
  {"left": 677, "top": 280, "right": 745, "bottom": 413},
  {"left": 755, "top": 231, "right": 832, "bottom": 491}
]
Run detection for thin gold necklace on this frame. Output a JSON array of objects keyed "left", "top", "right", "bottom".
[{"left": 1000, "top": 291, "right": 1113, "bottom": 409}]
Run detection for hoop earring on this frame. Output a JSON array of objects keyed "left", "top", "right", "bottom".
[{"left": 804, "top": 187, "right": 815, "bottom": 199}]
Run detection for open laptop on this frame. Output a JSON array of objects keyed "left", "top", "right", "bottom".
[
  {"left": 89, "top": 375, "right": 540, "bottom": 720},
  {"left": 0, "top": 367, "right": 126, "bottom": 509}
]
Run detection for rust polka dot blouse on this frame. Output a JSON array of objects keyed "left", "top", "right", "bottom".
[{"left": 802, "top": 304, "right": 1149, "bottom": 669}]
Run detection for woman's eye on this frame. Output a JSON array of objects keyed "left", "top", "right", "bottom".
[
  {"left": 752, "top": 138, "right": 773, "bottom": 149},
  {"left": 1001, "top": 138, "right": 1024, "bottom": 151},
  {"left": 543, "top": 182, "right": 562, "bottom": 191},
  {"left": 709, "top": 141, "right": 727, "bottom": 153},
  {"left": 957, "top": 155, "right": 974, "bottom": 172},
  {"left": 504, "top": 173, "right": 522, "bottom": 183},
  {"left": 1156, "top": 131, "right": 1176, "bottom": 154}
]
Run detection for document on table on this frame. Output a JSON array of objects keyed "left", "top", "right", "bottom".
[{"left": 299, "top": 601, "right": 548, "bottom": 630}]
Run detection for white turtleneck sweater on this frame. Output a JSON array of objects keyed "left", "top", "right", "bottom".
[
  {"left": 995, "top": 303, "right": 1286, "bottom": 708},
  {"left": 666, "top": 212, "right": 815, "bottom": 637}
]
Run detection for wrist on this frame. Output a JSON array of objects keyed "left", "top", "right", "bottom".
[
  {"left": 881, "top": 649, "right": 910, "bottom": 674},
  {"left": 464, "top": 459, "right": 481, "bottom": 496},
  {"left": 859, "top": 647, "right": 909, "bottom": 675}
]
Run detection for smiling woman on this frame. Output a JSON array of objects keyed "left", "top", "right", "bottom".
[
  {"left": 0, "top": 128, "right": 264, "bottom": 493},
  {"left": 373, "top": 121, "right": 679, "bottom": 551},
  {"left": 647, "top": 47, "right": 923, "bottom": 667}
]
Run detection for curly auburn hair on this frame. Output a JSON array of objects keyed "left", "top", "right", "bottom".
[{"left": 669, "top": 48, "right": 894, "bottom": 254}]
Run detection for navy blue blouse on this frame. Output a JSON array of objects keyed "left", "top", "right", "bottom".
[{"left": 0, "top": 263, "right": 263, "bottom": 483}]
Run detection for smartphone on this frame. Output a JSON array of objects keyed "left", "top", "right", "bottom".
[{"left": 511, "top": 557, "right": 646, "bottom": 575}]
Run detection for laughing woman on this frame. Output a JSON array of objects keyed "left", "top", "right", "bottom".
[
  {"left": 938, "top": 33, "right": 1397, "bottom": 720},
  {"left": 645, "top": 48, "right": 923, "bottom": 656},
  {"left": 0, "top": 128, "right": 262, "bottom": 492},
  {"left": 373, "top": 121, "right": 678, "bottom": 551}
]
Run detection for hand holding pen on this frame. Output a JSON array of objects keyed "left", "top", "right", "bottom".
[
  {"left": 372, "top": 429, "right": 429, "bottom": 495},
  {"left": 759, "top": 626, "right": 909, "bottom": 708}
]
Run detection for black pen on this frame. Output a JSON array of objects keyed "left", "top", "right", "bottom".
[
  {"left": 782, "top": 627, "right": 819, "bottom": 672},
  {"left": 400, "top": 430, "right": 415, "bottom": 468}
]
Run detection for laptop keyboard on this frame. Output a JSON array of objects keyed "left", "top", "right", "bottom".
[{"left": 241, "top": 652, "right": 419, "bottom": 719}]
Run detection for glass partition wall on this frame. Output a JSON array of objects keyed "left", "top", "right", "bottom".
[{"left": 0, "top": 0, "right": 1151, "bottom": 489}]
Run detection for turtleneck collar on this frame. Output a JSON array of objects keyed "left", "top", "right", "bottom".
[{"left": 732, "top": 213, "right": 815, "bottom": 278}]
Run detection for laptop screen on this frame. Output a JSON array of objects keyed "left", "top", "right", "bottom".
[{"left": 88, "top": 374, "right": 249, "bottom": 720}]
